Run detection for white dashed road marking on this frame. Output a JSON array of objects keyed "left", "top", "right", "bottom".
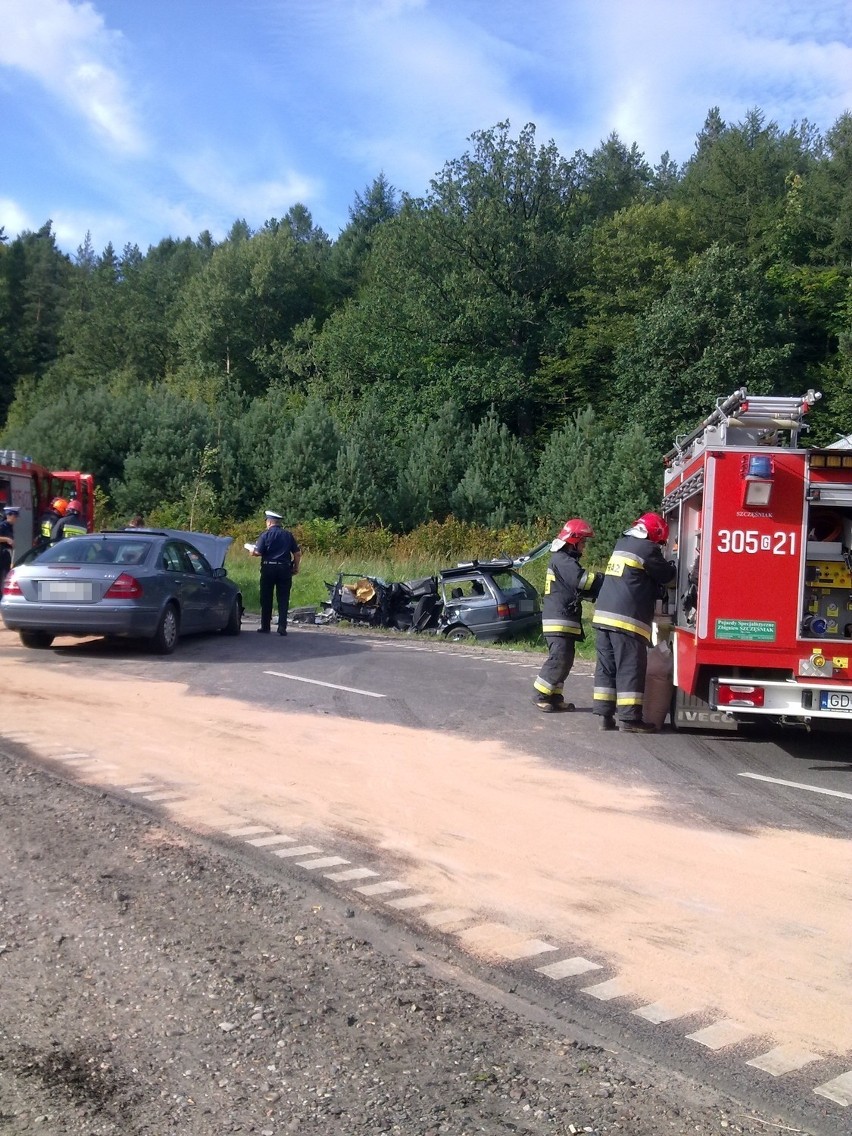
[
  {"left": 501, "top": 939, "right": 558, "bottom": 960},
  {"left": 385, "top": 894, "right": 434, "bottom": 910},
  {"left": 537, "top": 956, "right": 602, "bottom": 980},
  {"left": 297, "top": 856, "right": 350, "bottom": 870},
  {"left": 355, "top": 880, "right": 410, "bottom": 896},
  {"left": 264, "top": 671, "right": 386, "bottom": 698},
  {"left": 687, "top": 1020, "right": 752, "bottom": 1049},
  {"left": 325, "top": 867, "right": 379, "bottom": 882},
  {"left": 227, "top": 825, "right": 272, "bottom": 837},
  {"left": 457, "top": 923, "right": 557, "bottom": 961},
  {"left": 633, "top": 1000, "right": 702, "bottom": 1024},
  {"left": 247, "top": 834, "right": 296, "bottom": 847},
  {"left": 582, "top": 978, "right": 630, "bottom": 1001},
  {"left": 272, "top": 845, "right": 322, "bottom": 858},
  {"left": 747, "top": 1045, "right": 824, "bottom": 1076},
  {"left": 814, "top": 1071, "right": 852, "bottom": 1106},
  {"left": 739, "top": 772, "right": 852, "bottom": 801}
]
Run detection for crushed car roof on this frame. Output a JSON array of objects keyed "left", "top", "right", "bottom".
[{"left": 440, "top": 540, "right": 550, "bottom": 578}]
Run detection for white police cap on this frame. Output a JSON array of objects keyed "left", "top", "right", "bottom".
[
  {"left": 3, "top": 506, "right": 20, "bottom": 515},
  {"left": 264, "top": 509, "right": 283, "bottom": 520}
]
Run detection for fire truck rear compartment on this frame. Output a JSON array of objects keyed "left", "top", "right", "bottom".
[{"left": 802, "top": 508, "right": 852, "bottom": 641}]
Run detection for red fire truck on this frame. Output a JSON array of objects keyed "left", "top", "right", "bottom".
[
  {"left": 0, "top": 450, "right": 95, "bottom": 556},
  {"left": 660, "top": 388, "right": 852, "bottom": 731}
]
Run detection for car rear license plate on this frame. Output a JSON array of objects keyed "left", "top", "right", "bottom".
[
  {"left": 819, "top": 690, "right": 852, "bottom": 713},
  {"left": 39, "top": 580, "right": 94, "bottom": 602},
  {"left": 517, "top": 599, "right": 534, "bottom": 613}
]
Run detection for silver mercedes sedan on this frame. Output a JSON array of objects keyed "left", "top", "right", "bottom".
[{"left": 0, "top": 529, "right": 242, "bottom": 653}]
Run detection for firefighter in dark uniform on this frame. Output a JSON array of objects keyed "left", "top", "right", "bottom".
[
  {"left": 533, "top": 518, "right": 601, "bottom": 712},
  {"left": 51, "top": 498, "right": 87, "bottom": 542},
  {"left": 592, "top": 511, "right": 676, "bottom": 732},
  {"left": 251, "top": 510, "right": 301, "bottom": 635},
  {"left": 36, "top": 497, "right": 67, "bottom": 549},
  {"left": 0, "top": 505, "right": 19, "bottom": 591}
]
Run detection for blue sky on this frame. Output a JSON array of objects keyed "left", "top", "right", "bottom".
[{"left": 1, "top": 0, "right": 851, "bottom": 256}]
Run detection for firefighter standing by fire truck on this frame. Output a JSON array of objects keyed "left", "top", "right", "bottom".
[
  {"left": 51, "top": 498, "right": 87, "bottom": 542},
  {"left": 592, "top": 512, "right": 675, "bottom": 733},
  {"left": 35, "top": 497, "right": 68, "bottom": 549},
  {"left": 533, "top": 518, "right": 602, "bottom": 712}
]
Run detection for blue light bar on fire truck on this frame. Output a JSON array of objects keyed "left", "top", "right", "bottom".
[{"left": 741, "top": 454, "right": 774, "bottom": 507}]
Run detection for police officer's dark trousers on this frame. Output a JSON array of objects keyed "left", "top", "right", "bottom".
[
  {"left": 260, "top": 562, "right": 292, "bottom": 634},
  {"left": 534, "top": 634, "right": 576, "bottom": 700},
  {"left": 593, "top": 628, "right": 647, "bottom": 723}
]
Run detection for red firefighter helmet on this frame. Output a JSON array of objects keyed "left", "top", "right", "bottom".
[
  {"left": 51, "top": 497, "right": 69, "bottom": 516},
  {"left": 635, "top": 512, "right": 669, "bottom": 544},
  {"left": 66, "top": 498, "right": 82, "bottom": 514},
  {"left": 555, "top": 518, "right": 594, "bottom": 545}
]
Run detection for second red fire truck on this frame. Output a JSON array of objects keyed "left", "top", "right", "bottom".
[{"left": 0, "top": 450, "right": 95, "bottom": 556}]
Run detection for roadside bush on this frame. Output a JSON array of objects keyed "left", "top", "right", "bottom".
[{"left": 395, "top": 517, "right": 548, "bottom": 562}]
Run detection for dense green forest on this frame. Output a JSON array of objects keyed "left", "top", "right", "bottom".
[{"left": 2, "top": 109, "right": 851, "bottom": 550}]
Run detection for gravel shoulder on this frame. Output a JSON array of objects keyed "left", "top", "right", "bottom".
[{"left": 0, "top": 745, "right": 809, "bottom": 1136}]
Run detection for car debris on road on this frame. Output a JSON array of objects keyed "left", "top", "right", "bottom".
[{"left": 292, "top": 542, "right": 550, "bottom": 644}]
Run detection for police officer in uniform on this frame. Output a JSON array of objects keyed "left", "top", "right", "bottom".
[
  {"left": 51, "top": 498, "right": 87, "bottom": 542},
  {"left": 251, "top": 510, "right": 301, "bottom": 635},
  {"left": 0, "top": 505, "right": 19, "bottom": 591},
  {"left": 592, "top": 512, "right": 676, "bottom": 732},
  {"left": 533, "top": 518, "right": 601, "bottom": 712}
]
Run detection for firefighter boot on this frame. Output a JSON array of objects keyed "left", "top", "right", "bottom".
[
  {"left": 535, "top": 694, "right": 575, "bottom": 713},
  {"left": 619, "top": 720, "right": 658, "bottom": 733},
  {"left": 599, "top": 715, "right": 617, "bottom": 731}
]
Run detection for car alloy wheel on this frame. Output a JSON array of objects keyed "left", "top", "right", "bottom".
[
  {"left": 445, "top": 625, "right": 473, "bottom": 642},
  {"left": 151, "top": 603, "right": 179, "bottom": 654}
]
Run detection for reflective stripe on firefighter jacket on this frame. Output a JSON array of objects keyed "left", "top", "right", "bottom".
[
  {"left": 40, "top": 511, "right": 61, "bottom": 540},
  {"left": 591, "top": 534, "right": 675, "bottom": 642},
  {"left": 52, "top": 516, "right": 87, "bottom": 541},
  {"left": 540, "top": 546, "right": 602, "bottom": 637}
]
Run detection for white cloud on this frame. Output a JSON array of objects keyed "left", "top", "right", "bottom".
[
  {"left": 173, "top": 150, "right": 321, "bottom": 227},
  {"left": 583, "top": 0, "right": 852, "bottom": 164},
  {"left": 0, "top": 0, "right": 145, "bottom": 154},
  {"left": 263, "top": 0, "right": 541, "bottom": 196},
  {"left": 0, "top": 197, "right": 37, "bottom": 237}
]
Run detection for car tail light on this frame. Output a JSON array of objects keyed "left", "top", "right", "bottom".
[
  {"left": 496, "top": 603, "right": 511, "bottom": 619},
  {"left": 716, "top": 683, "right": 765, "bottom": 708},
  {"left": 104, "top": 572, "right": 143, "bottom": 599},
  {"left": 2, "top": 572, "right": 22, "bottom": 596}
]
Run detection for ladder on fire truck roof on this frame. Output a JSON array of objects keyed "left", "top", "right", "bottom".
[
  {"left": 0, "top": 449, "right": 34, "bottom": 470},
  {"left": 664, "top": 387, "right": 822, "bottom": 469}
]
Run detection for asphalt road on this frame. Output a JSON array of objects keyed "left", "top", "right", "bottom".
[
  {"left": 2, "top": 619, "right": 851, "bottom": 1134},
  {"left": 33, "top": 619, "right": 851, "bottom": 835}
]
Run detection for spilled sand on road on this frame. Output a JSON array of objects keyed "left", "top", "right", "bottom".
[{"left": 2, "top": 653, "right": 850, "bottom": 1058}]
